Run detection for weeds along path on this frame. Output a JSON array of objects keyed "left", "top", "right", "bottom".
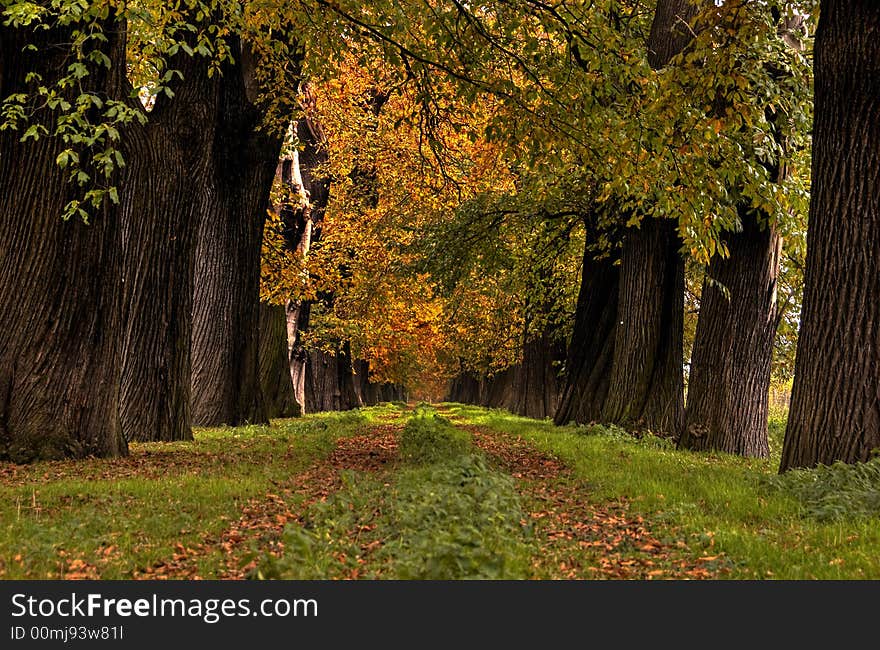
[
  {"left": 439, "top": 412, "right": 727, "bottom": 579},
  {"left": 135, "top": 423, "right": 401, "bottom": 579}
]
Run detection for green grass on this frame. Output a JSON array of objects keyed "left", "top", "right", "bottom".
[
  {"left": 441, "top": 403, "right": 880, "bottom": 579},
  {"left": 398, "top": 407, "right": 471, "bottom": 464},
  {"left": 3, "top": 399, "right": 877, "bottom": 580},
  {"left": 0, "top": 406, "right": 403, "bottom": 579},
  {"left": 260, "top": 412, "right": 531, "bottom": 580}
]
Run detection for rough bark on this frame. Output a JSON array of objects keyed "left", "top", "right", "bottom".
[
  {"left": 646, "top": 0, "right": 701, "bottom": 69},
  {"left": 482, "top": 368, "right": 517, "bottom": 410},
  {"left": 679, "top": 10, "right": 802, "bottom": 458},
  {"left": 781, "top": 2, "right": 880, "bottom": 470},
  {"left": 481, "top": 330, "right": 563, "bottom": 419},
  {"left": 594, "top": 0, "right": 698, "bottom": 436},
  {"left": 191, "top": 40, "right": 288, "bottom": 427},
  {"left": 602, "top": 218, "right": 685, "bottom": 435},
  {"left": 681, "top": 214, "right": 781, "bottom": 456},
  {"left": 509, "top": 331, "right": 565, "bottom": 419},
  {"left": 304, "top": 342, "right": 362, "bottom": 413},
  {"left": 553, "top": 3, "right": 697, "bottom": 432},
  {"left": 259, "top": 302, "right": 300, "bottom": 419},
  {"left": 118, "top": 48, "right": 218, "bottom": 442},
  {"left": 0, "top": 22, "right": 128, "bottom": 461},
  {"left": 553, "top": 243, "right": 619, "bottom": 426},
  {"left": 378, "top": 383, "right": 407, "bottom": 403}
]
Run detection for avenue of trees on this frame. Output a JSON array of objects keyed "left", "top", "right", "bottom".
[{"left": 0, "top": 0, "right": 877, "bottom": 473}]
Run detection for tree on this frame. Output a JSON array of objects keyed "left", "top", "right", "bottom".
[
  {"left": 554, "top": 0, "right": 696, "bottom": 435},
  {"left": 679, "top": 8, "right": 811, "bottom": 458},
  {"left": 781, "top": 1, "right": 880, "bottom": 469},
  {"left": 0, "top": 13, "right": 128, "bottom": 461},
  {"left": 258, "top": 300, "right": 300, "bottom": 418},
  {"left": 554, "top": 228, "right": 620, "bottom": 425},
  {"left": 681, "top": 211, "right": 781, "bottom": 456},
  {"left": 259, "top": 155, "right": 305, "bottom": 419},
  {"left": 118, "top": 33, "right": 218, "bottom": 443},
  {"left": 191, "top": 36, "right": 301, "bottom": 427},
  {"left": 282, "top": 83, "right": 364, "bottom": 414}
]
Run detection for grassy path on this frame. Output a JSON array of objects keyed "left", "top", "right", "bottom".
[
  {"left": 138, "top": 424, "right": 401, "bottom": 579},
  {"left": 2, "top": 403, "right": 878, "bottom": 579},
  {"left": 0, "top": 409, "right": 396, "bottom": 579},
  {"left": 467, "top": 426, "right": 726, "bottom": 579}
]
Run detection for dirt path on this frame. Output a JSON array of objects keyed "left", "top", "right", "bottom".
[
  {"left": 132, "top": 411, "right": 727, "bottom": 580},
  {"left": 462, "top": 424, "right": 729, "bottom": 579},
  {"left": 134, "top": 424, "right": 400, "bottom": 579}
]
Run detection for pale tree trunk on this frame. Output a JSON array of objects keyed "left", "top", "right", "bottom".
[{"left": 287, "top": 85, "right": 368, "bottom": 413}]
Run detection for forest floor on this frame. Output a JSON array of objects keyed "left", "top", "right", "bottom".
[{"left": 1, "top": 403, "right": 878, "bottom": 580}]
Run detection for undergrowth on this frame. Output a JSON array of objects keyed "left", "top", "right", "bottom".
[
  {"left": 399, "top": 408, "right": 471, "bottom": 464},
  {"left": 766, "top": 457, "right": 880, "bottom": 521}
]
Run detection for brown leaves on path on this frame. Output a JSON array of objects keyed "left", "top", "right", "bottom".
[
  {"left": 134, "top": 425, "right": 400, "bottom": 580},
  {"left": 465, "top": 426, "right": 730, "bottom": 580}
]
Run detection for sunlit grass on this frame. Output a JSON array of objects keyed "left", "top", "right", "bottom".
[
  {"left": 442, "top": 402, "right": 880, "bottom": 579},
  {"left": 0, "top": 405, "right": 405, "bottom": 579},
  {"left": 3, "top": 399, "right": 875, "bottom": 580}
]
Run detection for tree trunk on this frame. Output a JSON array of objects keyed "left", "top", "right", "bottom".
[
  {"left": 119, "top": 50, "right": 218, "bottom": 442},
  {"left": 287, "top": 100, "right": 332, "bottom": 413},
  {"left": 353, "top": 359, "right": 370, "bottom": 406},
  {"left": 553, "top": 242, "right": 619, "bottom": 426},
  {"left": 510, "top": 331, "right": 565, "bottom": 419},
  {"left": 781, "top": 2, "right": 880, "bottom": 470},
  {"left": 592, "top": 0, "right": 698, "bottom": 436},
  {"left": 646, "top": 0, "right": 701, "bottom": 69},
  {"left": 364, "top": 381, "right": 381, "bottom": 407},
  {"left": 446, "top": 371, "right": 483, "bottom": 405},
  {"left": 601, "top": 219, "right": 685, "bottom": 435},
  {"left": 679, "top": 6, "right": 800, "bottom": 458},
  {"left": 191, "top": 40, "right": 287, "bottom": 427},
  {"left": 0, "top": 23, "right": 128, "bottom": 461},
  {"left": 304, "top": 342, "right": 362, "bottom": 413},
  {"left": 681, "top": 213, "right": 781, "bottom": 456},
  {"left": 482, "top": 368, "right": 517, "bottom": 409},
  {"left": 553, "top": 3, "right": 697, "bottom": 432},
  {"left": 287, "top": 299, "right": 310, "bottom": 411},
  {"left": 259, "top": 302, "right": 300, "bottom": 418}
]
